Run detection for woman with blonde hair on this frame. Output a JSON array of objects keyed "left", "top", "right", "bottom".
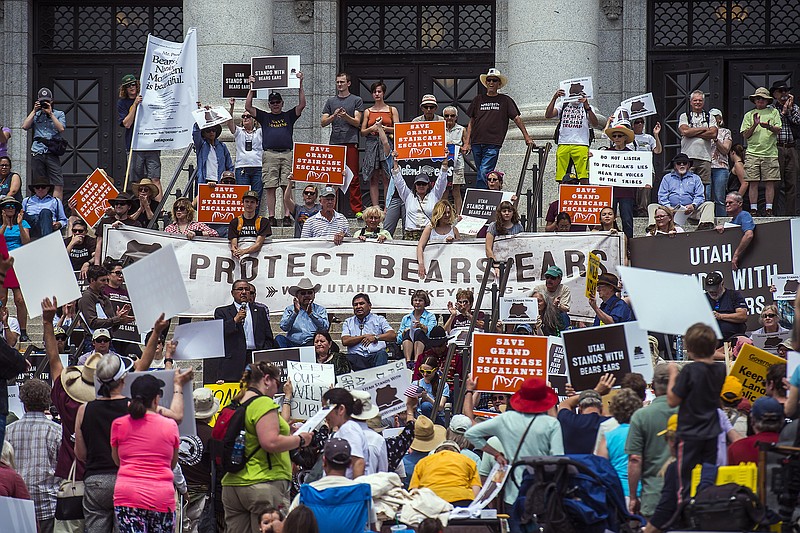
[
  {"left": 751, "top": 304, "right": 788, "bottom": 336},
  {"left": 417, "top": 199, "right": 459, "bottom": 279},
  {"left": 355, "top": 205, "right": 392, "bottom": 242},
  {"left": 647, "top": 205, "right": 684, "bottom": 236},
  {"left": 164, "top": 197, "right": 218, "bottom": 240}
]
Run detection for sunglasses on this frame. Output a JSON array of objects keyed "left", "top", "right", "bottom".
[
  {"left": 34, "top": 185, "right": 49, "bottom": 189},
  {"left": 486, "top": 78, "right": 500, "bottom": 83},
  {"left": 490, "top": 395, "right": 506, "bottom": 401},
  {"left": 297, "top": 290, "right": 315, "bottom": 296},
  {"left": 241, "top": 114, "right": 252, "bottom": 119},
  {"left": 72, "top": 229, "right": 86, "bottom": 234},
  {"left": 303, "top": 190, "right": 317, "bottom": 196},
  {"left": 422, "top": 105, "right": 437, "bottom": 110},
  {"left": 443, "top": 114, "right": 456, "bottom": 118},
  {"left": 545, "top": 274, "right": 559, "bottom": 279},
  {"left": 762, "top": 313, "right": 777, "bottom": 318},
  {"left": 611, "top": 133, "right": 626, "bottom": 138},
  {"left": 1, "top": 205, "right": 16, "bottom": 209},
  {"left": 175, "top": 206, "right": 188, "bottom": 211},
  {"left": 269, "top": 101, "right": 281, "bottom": 105},
  {"left": 487, "top": 178, "right": 500, "bottom": 182},
  {"left": 420, "top": 368, "right": 436, "bottom": 375},
  {"left": 675, "top": 162, "right": 689, "bottom": 166},
  {"left": 94, "top": 338, "right": 111, "bottom": 343}
]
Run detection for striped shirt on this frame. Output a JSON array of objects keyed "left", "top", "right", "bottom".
[
  {"left": 300, "top": 210, "right": 351, "bottom": 239},
  {"left": 5, "top": 412, "right": 62, "bottom": 520},
  {"left": 775, "top": 101, "right": 800, "bottom": 144}
]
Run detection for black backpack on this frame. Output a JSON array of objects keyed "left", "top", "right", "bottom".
[
  {"left": 681, "top": 483, "right": 765, "bottom": 531},
  {"left": 210, "top": 391, "right": 271, "bottom": 474}
]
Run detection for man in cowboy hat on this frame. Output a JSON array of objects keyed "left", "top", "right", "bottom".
[
  {"left": 209, "top": 279, "right": 274, "bottom": 383},
  {"left": 704, "top": 271, "right": 747, "bottom": 341},
  {"left": 545, "top": 84, "right": 600, "bottom": 184},
  {"left": 464, "top": 68, "right": 535, "bottom": 189},
  {"left": 92, "top": 191, "right": 141, "bottom": 265},
  {"left": 276, "top": 277, "right": 329, "bottom": 348},
  {"left": 769, "top": 81, "right": 800, "bottom": 215},
  {"left": 678, "top": 90, "right": 718, "bottom": 189},
  {"left": 118, "top": 74, "right": 162, "bottom": 192},
  {"left": 350, "top": 390, "right": 388, "bottom": 475},
  {"left": 412, "top": 94, "right": 443, "bottom": 123},
  {"left": 22, "top": 87, "right": 67, "bottom": 199},
  {"left": 589, "top": 272, "right": 632, "bottom": 326},
  {"left": 21, "top": 176, "right": 67, "bottom": 239},
  {"left": 741, "top": 86, "right": 783, "bottom": 216},
  {"left": 650, "top": 152, "right": 716, "bottom": 229},
  {"left": 130, "top": 177, "right": 161, "bottom": 227}
]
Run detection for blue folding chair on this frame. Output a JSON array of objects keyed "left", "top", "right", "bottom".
[{"left": 299, "top": 482, "right": 372, "bottom": 533}]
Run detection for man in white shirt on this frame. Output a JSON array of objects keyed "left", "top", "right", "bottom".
[
  {"left": 300, "top": 186, "right": 351, "bottom": 244},
  {"left": 678, "top": 90, "right": 718, "bottom": 191},
  {"left": 341, "top": 293, "right": 395, "bottom": 370},
  {"left": 545, "top": 87, "right": 600, "bottom": 184}
]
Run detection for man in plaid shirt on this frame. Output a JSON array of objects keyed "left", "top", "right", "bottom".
[
  {"left": 771, "top": 81, "right": 800, "bottom": 216},
  {"left": 6, "top": 379, "right": 61, "bottom": 533}
]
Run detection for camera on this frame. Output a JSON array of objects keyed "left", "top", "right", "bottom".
[
  {"left": 39, "top": 100, "right": 50, "bottom": 109},
  {"left": 245, "top": 140, "right": 253, "bottom": 151}
]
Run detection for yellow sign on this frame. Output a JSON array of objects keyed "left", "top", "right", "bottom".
[
  {"left": 586, "top": 252, "right": 601, "bottom": 299},
  {"left": 205, "top": 382, "right": 241, "bottom": 427},
  {"left": 729, "top": 345, "right": 784, "bottom": 402}
]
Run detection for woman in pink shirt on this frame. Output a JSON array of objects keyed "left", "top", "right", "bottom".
[{"left": 111, "top": 374, "right": 180, "bottom": 532}]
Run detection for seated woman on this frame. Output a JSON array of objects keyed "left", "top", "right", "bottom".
[
  {"left": 592, "top": 205, "right": 619, "bottom": 233},
  {"left": 164, "top": 197, "right": 219, "bottom": 239},
  {"left": 412, "top": 355, "right": 450, "bottom": 424},
  {"left": 313, "top": 330, "right": 351, "bottom": 376},
  {"left": 444, "top": 289, "right": 485, "bottom": 334},
  {"left": 751, "top": 304, "right": 789, "bottom": 336},
  {"left": 646, "top": 205, "right": 684, "bottom": 237},
  {"left": 409, "top": 439, "right": 480, "bottom": 507},
  {"left": 354, "top": 206, "right": 392, "bottom": 242},
  {"left": 485, "top": 201, "right": 524, "bottom": 278},
  {"left": 531, "top": 290, "right": 570, "bottom": 336},
  {"left": 417, "top": 199, "right": 459, "bottom": 280},
  {"left": 397, "top": 290, "right": 437, "bottom": 366}
]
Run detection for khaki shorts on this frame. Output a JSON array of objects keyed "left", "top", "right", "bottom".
[
  {"left": 262, "top": 149, "right": 292, "bottom": 188},
  {"left": 691, "top": 160, "right": 711, "bottom": 184},
  {"left": 744, "top": 155, "right": 781, "bottom": 182}
]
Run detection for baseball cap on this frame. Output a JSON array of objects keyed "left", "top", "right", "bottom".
[
  {"left": 658, "top": 413, "right": 678, "bottom": 436},
  {"left": 268, "top": 91, "right": 283, "bottom": 102},
  {"left": 37, "top": 88, "right": 53, "bottom": 102},
  {"left": 545, "top": 266, "right": 563, "bottom": 277},
  {"left": 242, "top": 190, "right": 259, "bottom": 201},
  {"left": 751, "top": 396, "right": 784, "bottom": 420},
  {"left": 578, "top": 389, "right": 603, "bottom": 407},
  {"left": 320, "top": 186, "right": 336, "bottom": 198},
  {"left": 92, "top": 328, "right": 112, "bottom": 341},
  {"left": 414, "top": 174, "right": 430, "bottom": 185},
  {"left": 420, "top": 94, "right": 438, "bottom": 107},
  {"left": 323, "top": 437, "right": 352, "bottom": 467},
  {"left": 709, "top": 108, "right": 723, "bottom": 117},
  {"left": 121, "top": 74, "right": 137, "bottom": 86},
  {"left": 449, "top": 414, "right": 472, "bottom": 434},
  {"left": 220, "top": 171, "right": 236, "bottom": 183},
  {"left": 720, "top": 375, "right": 743, "bottom": 403},
  {"left": 54, "top": 327, "right": 67, "bottom": 339},
  {"left": 705, "top": 272, "right": 723, "bottom": 287},
  {"left": 130, "top": 374, "right": 165, "bottom": 400}
]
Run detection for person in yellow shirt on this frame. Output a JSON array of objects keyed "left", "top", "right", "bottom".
[{"left": 408, "top": 440, "right": 481, "bottom": 506}]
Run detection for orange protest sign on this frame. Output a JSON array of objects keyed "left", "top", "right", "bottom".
[
  {"left": 558, "top": 184, "right": 613, "bottom": 226},
  {"left": 196, "top": 184, "right": 249, "bottom": 224},
  {"left": 292, "top": 143, "right": 346, "bottom": 185},
  {"left": 394, "top": 121, "right": 447, "bottom": 159},
  {"left": 471, "top": 332, "right": 548, "bottom": 394},
  {"left": 69, "top": 169, "right": 118, "bottom": 227}
]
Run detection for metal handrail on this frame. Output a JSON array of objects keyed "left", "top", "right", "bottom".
[{"left": 146, "top": 144, "right": 197, "bottom": 230}]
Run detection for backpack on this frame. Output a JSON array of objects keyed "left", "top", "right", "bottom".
[
  {"left": 681, "top": 482, "right": 765, "bottom": 531},
  {"left": 235, "top": 215, "right": 262, "bottom": 233},
  {"left": 209, "top": 391, "right": 271, "bottom": 473},
  {"left": 34, "top": 134, "right": 69, "bottom": 156}
]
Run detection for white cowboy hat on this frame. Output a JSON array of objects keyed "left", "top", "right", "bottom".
[
  {"left": 61, "top": 352, "right": 102, "bottom": 403},
  {"left": 480, "top": 68, "right": 508, "bottom": 89},
  {"left": 288, "top": 277, "right": 321, "bottom": 297}
]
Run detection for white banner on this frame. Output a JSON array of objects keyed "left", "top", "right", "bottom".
[
  {"left": 103, "top": 226, "right": 625, "bottom": 321},
  {"left": 131, "top": 29, "right": 198, "bottom": 150},
  {"left": 589, "top": 150, "right": 653, "bottom": 187}
]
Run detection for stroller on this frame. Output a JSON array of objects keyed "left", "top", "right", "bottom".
[{"left": 509, "top": 454, "right": 645, "bottom": 533}]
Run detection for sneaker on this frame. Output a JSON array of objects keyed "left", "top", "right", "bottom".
[
  {"left": 282, "top": 216, "right": 292, "bottom": 227},
  {"left": 20, "top": 332, "right": 29, "bottom": 343},
  {"left": 765, "top": 208, "right": 774, "bottom": 217},
  {"left": 269, "top": 216, "right": 279, "bottom": 228}
]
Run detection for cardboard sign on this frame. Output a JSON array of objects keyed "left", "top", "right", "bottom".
[
  {"left": 558, "top": 184, "right": 613, "bottom": 226},
  {"left": 586, "top": 252, "right": 601, "bottom": 299},
  {"left": 562, "top": 322, "right": 652, "bottom": 391},
  {"left": 341, "top": 370, "right": 412, "bottom": 417},
  {"left": 499, "top": 297, "right": 539, "bottom": 325},
  {"left": 287, "top": 361, "right": 336, "bottom": 420},
  {"left": 114, "top": 369, "right": 196, "bottom": 436},
  {"left": 560, "top": 77, "right": 594, "bottom": 103},
  {"left": 192, "top": 107, "right": 231, "bottom": 129},
  {"left": 394, "top": 121, "right": 447, "bottom": 160},
  {"left": 205, "top": 382, "right": 241, "bottom": 426},
  {"left": 336, "top": 360, "right": 407, "bottom": 390},
  {"left": 457, "top": 188, "right": 508, "bottom": 235},
  {"left": 0, "top": 496, "right": 36, "bottom": 533},
  {"left": 69, "top": 169, "right": 118, "bottom": 228},
  {"left": 107, "top": 290, "right": 141, "bottom": 345},
  {"left": 772, "top": 273, "right": 800, "bottom": 301},
  {"left": 620, "top": 92, "right": 657, "bottom": 120},
  {"left": 222, "top": 63, "right": 252, "bottom": 98},
  {"left": 589, "top": 150, "right": 653, "bottom": 187},
  {"left": 729, "top": 345, "right": 785, "bottom": 401},
  {"left": 292, "top": 143, "right": 346, "bottom": 185},
  {"left": 751, "top": 331, "right": 790, "bottom": 354},
  {"left": 252, "top": 346, "right": 315, "bottom": 384},
  {"left": 196, "top": 184, "right": 248, "bottom": 224},
  {"left": 471, "top": 332, "right": 548, "bottom": 394},
  {"left": 251, "top": 55, "right": 301, "bottom": 90},
  {"left": 172, "top": 319, "right": 225, "bottom": 359}
]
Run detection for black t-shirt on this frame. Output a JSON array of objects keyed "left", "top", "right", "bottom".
[
  {"left": 706, "top": 289, "right": 747, "bottom": 339},
  {"left": 65, "top": 236, "right": 96, "bottom": 271},
  {"left": 227, "top": 215, "right": 272, "bottom": 243},
  {"left": 95, "top": 215, "right": 142, "bottom": 240},
  {"left": 672, "top": 360, "right": 726, "bottom": 440},
  {"left": 557, "top": 410, "right": 609, "bottom": 454},
  {"left": 134, "top": 198, "right": 160, "bottom": 228},
  {"left": 182, "top": 421, "right": 213, "bottom": 486}
]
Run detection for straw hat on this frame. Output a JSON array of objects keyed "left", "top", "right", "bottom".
[
  {"left": 410, "top": 415, "right": 447, "bottom": 452},
  {"left": 749, "top": 87, "right": 773, "bottom": 103},
  {"left": 135, "top": 178, "right": 159, "bottom": 198},
  {"left": 479, "top": 68, "right": 508, "bottom": 89},
  {"left": 288, "top": 277, "right": 321, "bottom": 297},
  {"left": 61, "top": 352, "right": 102, "bottom": 403}
]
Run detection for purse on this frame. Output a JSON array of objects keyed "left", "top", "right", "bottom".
[{"left": 55, "top": 461, "right": 84, "bottom": 520}]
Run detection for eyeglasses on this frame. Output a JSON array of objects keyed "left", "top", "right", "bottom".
[
  {"left": 762, "top": 313, "right": 777, "bottom": 318},
  {"left": 486, "top": 78, "right": 500, "bottom": 83},
  {"left": 654, "top": 214, "right": 668, "bottom": 219},
  {"left": 457, "top": 300, "right": 470, "bottom": 305},
  {"left": 34, "top": 185, "right": 49, "bottom": 189},
  {"left": 303, "top": 191, "right": 317, "bottom": 196},
  {"left": 297, "top": 290, "right": 315, "bottom": 296},
  {"left": 233, "top": 287, "right": 249, "bottom": 292},
  {"left": 112, "top": 271, "right": 124, "bottom": 276},
  {"left": 443, "top": 114, "right": 456, "bottom": 118},
  {"left": 422, "top": 105, "right": 436, "bottom": 110},
  {"left": 241, "top": 114, "right": 252, "bottom": 119},
  {"left": 420, "top": 368, "right": 436, "bottom": 375}
]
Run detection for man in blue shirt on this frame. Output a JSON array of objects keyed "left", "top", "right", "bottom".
[
  {"left": 21, "top": 176, "right": 67, "bottom": 239},
  {"left": 341, "top": 293, "right": 396, "bottom": 370},
  {"left": 276, "top": 277, "right": 329, "bottom": 348},
  {"left": 590, "top": 273, "right": 632, "bottom": 326},
  {"left": 649, "top": 152, "right": 716, "bottom": 230},
  {"left": 715, "top": 192, "right": 755, "bottom": 269},
  {"left": 21, "top": 88, "right": 67, "bottom": 200}
]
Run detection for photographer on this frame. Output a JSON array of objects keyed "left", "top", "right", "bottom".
[{"left": 21, "top": 87, "right": 66, "bottom": 199}]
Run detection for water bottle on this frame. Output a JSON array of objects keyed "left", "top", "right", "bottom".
[
  {"left": 230, "top": 430, "right": 246, "bottom": 466},
  {"left": 675, "top": 335, "right": 684, "bottom": 361}
]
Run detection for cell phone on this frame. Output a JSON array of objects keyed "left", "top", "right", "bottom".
[{"left": 245, "top": 140, "right": 253, "bottom": 151}]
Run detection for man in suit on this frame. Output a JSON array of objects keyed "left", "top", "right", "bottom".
[{"left": 206, "top": 279, "right": 274, "bottom": 383}]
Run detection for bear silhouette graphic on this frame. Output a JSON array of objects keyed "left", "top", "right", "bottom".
[
  {"left": 375, "top": 385, "right": 402, "bottom": 411},
  {"left": 633, "top": 346, "right": 644, "bottom": 355},
  {"left": 569, "top": 83, "right": 584, "bottom": 97},
  {"left": 783, "top": 279, "right": 799, "bottom": 295},
  {"left": 508, "top": 303, "right": 530, "bottom": 319},
  {"left": 630, "top": 100, "right": 648, "bottom": 114},
  {"left": 763, "top": 336, "right": 783, "bottom": 349}
]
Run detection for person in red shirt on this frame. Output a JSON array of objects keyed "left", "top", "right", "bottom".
[{"left": 727, "top": 396, "right": 784, "bottom": 465}]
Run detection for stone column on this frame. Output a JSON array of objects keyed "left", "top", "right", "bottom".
[
  {"left": 498, "top": 0, "right": 602, "bottom": 219},
  {"left": 183, "top": 0, "right": 274, "bottom": 107},
  {"left": 5, "top": 0, "right": 32, "bottom": 185}
]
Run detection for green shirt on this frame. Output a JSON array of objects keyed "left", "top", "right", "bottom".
[
  {"left": 740, "top": 107, "right": 782, "bottom": 158},
  {"left": 624, "top": 395, "right": 677, "bottom": 517},
  {"left": 221, "top": 396, "right": 292, "bottom": 486}
]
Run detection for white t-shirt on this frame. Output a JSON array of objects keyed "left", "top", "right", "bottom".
[
  {"left": 632, "top": 133, "right": 656, "bottom": 151},
  {"left": 554, "top": 102, "right": 596, "bottom": 146},
  {"left": 0, "top": 317, "right": 21, "bottom": 343},
  {"left": 679, "top": 111, "right": 717, "bottom": 162},
  {"left": 334, "top": 419, "right": 369, "bottom": 479},
  {"left": 233, "top": 126, "right": 264, "bottom": 168},
  {"left": 357, "top": 421, "right": 388, "bottom": 475}
]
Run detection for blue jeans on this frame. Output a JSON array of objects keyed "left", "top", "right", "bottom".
[
  {"left": 346, "top": 350, "right": 388, "bottom": 371},
  {"left": 613, "top": 198, "right": 634, "bottom": 239},
  {"left": 418, "top": 401, "right": 446, "bottom": 426},
  {"left": 275, "top": 334, "right": 309, "bottom": 348},
  {"left": 235, "top": 167, "right": 263, "bottom": 198},
  {"left": 709, "top": 168, "right": 729, "bottom": 216},
  {"left": 471, "top": 144, "right": 501, "bottom": 189},
  {"left": 24, "top": 209, "right": 55, "bottom": 239},
  {"left": 0, "top": 413, "right": 6, "bottom": 446}
]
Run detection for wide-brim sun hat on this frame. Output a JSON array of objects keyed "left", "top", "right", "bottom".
[
  {"left": 410, "top": 415, "right": 447, "bottom": 452},
  {"left": 604, "top": 122, "right": 635, "bottom": 144},
  {"left": 509, "top": 377, "right": 557, "bottom": 414},
  {"left": 61, "top": 352, "right": 102, "bottom": 403},
  {"left": 749, "top": 87, "right": 773, "bottom": 103},
  {"left": 350, "top": 389, "right": 380, "bottom": 420},
  {"left": 193, "top": 387, "right": 221, "bottom": 419},
  {"left": 136, "top": 178, "right": 159, "bottom": 198},
  {"left": 288, "top": 277, "right": 321, "bottom": 297},
  {"left": 480, "top": 68, "right": 508, "bottom": 89}
]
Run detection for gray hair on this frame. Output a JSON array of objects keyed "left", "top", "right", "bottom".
[
  {"left": 726, "top": 192, "right": 743, "bottom": 204},
  {"left": 690, "top": 90, "right": 705, "bottom": 100},
  {"left": 443, "top": 106, "right": 458, "bottom": 117}
]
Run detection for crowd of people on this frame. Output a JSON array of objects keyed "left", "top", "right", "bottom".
[{"left": 0, "top": 67, "right": 798, "bottom": 533}]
